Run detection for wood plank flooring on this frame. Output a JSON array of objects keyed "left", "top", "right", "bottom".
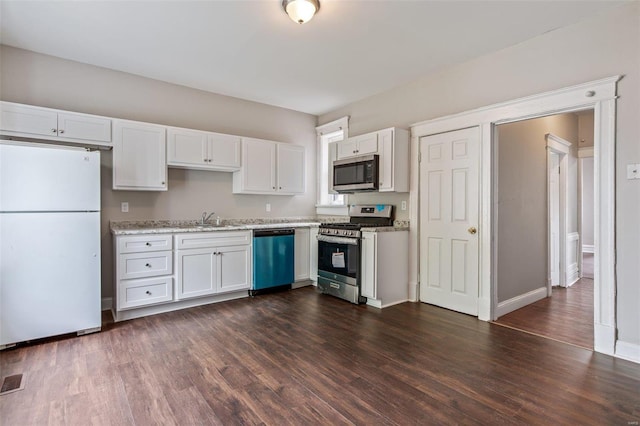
[
  {"left": 1, "top": 287, "right": 638, "bottom": 425},
  {"left": 494, "top": 278, "right": 594, "bottom": 349}
]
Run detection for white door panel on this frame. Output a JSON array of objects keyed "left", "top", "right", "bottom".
[
  {"left": 0, "top": 143, "right": 100, "bottom": 211},
  {"left": 420, "top": 127, "right": 479, "bottom": 316}
]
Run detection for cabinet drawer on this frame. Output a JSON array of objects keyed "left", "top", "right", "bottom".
[
  {"left": 119, "top": 276, "right": 173, "bottom": 310},
  {"left": 119, "top": 251, "right": 173, "bottom": 279},
  {"left": 118, "top": 234, "right": 173, "bottom": 253},
  {"left": 175, "top": 231, "right": 251, "bottom": 250}
]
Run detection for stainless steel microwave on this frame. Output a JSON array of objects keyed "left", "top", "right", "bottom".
[{"left": 332, "top": 154, "right": 379, "bottom": 193}]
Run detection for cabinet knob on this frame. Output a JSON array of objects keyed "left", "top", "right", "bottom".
[
  {"left": 145, "top": 242, "right": 151, "bottom": 246},
  {"left": 161, "top": 182, "right": 165, "bottom": 185},
  {"left": 59, "top": 129, "right": 65, "bottom": 134},
  {"left": 279, "top": 186, "right": 282, "bottom": 189},
  {"left": 272, "top": 186, "right": 276, "bottom": 189},
  {"left": 51, "top": 129, "right": 57, "bottom": 133},
  {"left": 146, "top": 291, "right": 152, "bottom": 295},
  {"left": 145, "top": 263, "right": 151, "bottom": 268}
]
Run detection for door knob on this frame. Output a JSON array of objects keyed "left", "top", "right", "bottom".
[{"left": 468, "top": 227, "right": 477, "bottom": 235}]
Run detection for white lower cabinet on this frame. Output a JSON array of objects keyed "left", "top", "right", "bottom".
[
  {"left": 113, "top": 230, "right": 251, "bottom": 321},
  {"left": 360, "top": 230, "right": 409, "bottom": 308},
  {"left": 119, "top": 276, "right": 173, "bottom": 310},
  {"left": 175, "top": 231, "right": 251, "bottom": 300},
  {"left": 114, "top": 235, "right": 174, "bottom": 312},
  {"left": 294, "top": 228, "right": 310, "bottom": 282},
  {"left": 309, "top": 227, "right": 319, "bottom": 282}
]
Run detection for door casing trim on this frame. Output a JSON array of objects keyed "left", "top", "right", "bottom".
[{"left": 410, "top": 76, "right": 620, "bottom": 356}]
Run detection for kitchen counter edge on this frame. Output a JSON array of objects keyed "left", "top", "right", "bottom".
[{"left": 110, "top": 221, "right": 321, "bottom": 236}]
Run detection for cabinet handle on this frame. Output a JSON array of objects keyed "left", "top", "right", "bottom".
[
  {"left": 145, "top": 263, "right": 151, "bottom": 268},
  {"left": 59, "top": 129, "right": 65, "bottom": 134},
  {"left": 51, "top": 128, "right": 57, "bottom": 133},
  {"left": 145, "top": 242, "right": 151, "bottom": 246},
  {"left": 146, "top": 291, "right": 152, "bottom": 295}
]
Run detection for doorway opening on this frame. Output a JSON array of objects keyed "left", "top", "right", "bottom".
[{"left": 491, "top": 111, "right": 595, "bottom": 349}]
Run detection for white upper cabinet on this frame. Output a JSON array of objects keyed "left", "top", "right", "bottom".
[
  {"left": 1, "top": 101, "right": 111, "bottom": 145},
  {"left": 337, "top": 132, "right": 378, "bottom": 159},
  {"left": 334, "top": 127, "right": 409, "bottom": 192},
  {"left": 167, "top": 127, "right": 240, "bottom": 171},
  {"left": 112, "top": 120, "right": 167, "bottom": 191},
  {"left": 378, "top": 127, "right": 409, "bottom": 192},
  {"left": 233, "top": 137, "right": 305, "bottom": 195},
  {"left": 277, "top": 143, "right": 305, "bottom": 194}
]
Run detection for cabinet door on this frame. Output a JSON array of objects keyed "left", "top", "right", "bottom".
[
  {"left": 176, "top": 248, "right": 217, "bottom": 299},
  {"left": 356, "top": 133, "right": 378, "bottom": 155},
  {"left": 113, "top": 120, "right": 167, "bottom": 191},
  {"left": 208, "top": 133, "right": 241, "bottom": 170},
  {"left": 360, "top": 232, "right": 377, "bottom": 299},
  {"left": 237, "top": 138, "right": 276, "bottom": 193},
  {"left": 277, "top": 144, "right": 305, "bottom": 194},
  {"left": 337, "top": 138, "right": 359, "bottom": 159},
  {"left": 218, "top": 245, "right": 251, "bottom": 293},
  {"left": 0, "top": 102, "right": 58, "bottom": 137},
  {"left": 294, "top": 228, "right": 310, "bottom": 281},
  {"left": 309, "top": 227, "right": 319, "bottom": 281},
  {"left": 378, "top": 128, "right": 394, "bottom": 191},
  {"left": 167, "top": 128, "right": 208, "bottom": 167},
  {"left": 57, "top": 112, "right": 111, "bottom": 142}
]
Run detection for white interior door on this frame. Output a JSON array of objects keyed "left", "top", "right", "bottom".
[
  {"left": 548, "top": 152, "right": 561, "bottom": 288},
  {"left": 419, "top": 127, "right": 479, "bottom": 316}
]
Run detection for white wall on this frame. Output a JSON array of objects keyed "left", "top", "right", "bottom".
[
  {"left": 0, "top": 45, "right": 318, "bottom": 299},
  {"left": 496, "top": 114, "right": 578, "bottom": 302},
  {"left": 319, "top": 3, "right": 640, "bottom": 346}
]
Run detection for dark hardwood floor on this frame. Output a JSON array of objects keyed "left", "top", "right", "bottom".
[
  {"left": 494, "top": 278, "right": 594, "bottom": 349},
  {"left": 1, "top": 287, "right": 638, "bottom": 425}
]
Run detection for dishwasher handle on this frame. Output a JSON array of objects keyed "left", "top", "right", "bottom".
[{"left": 254, "top": 228, "right": 295, "bottom": 237}]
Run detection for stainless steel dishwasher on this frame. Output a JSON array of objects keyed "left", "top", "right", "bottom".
[{"left": 250, "top": 229, "right": 295, "bottom": 296}]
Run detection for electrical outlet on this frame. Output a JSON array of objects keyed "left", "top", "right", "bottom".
[
  {"left": 266, "top": 203, "right": 271, "bottom": 212},
  {"left": 401, "top": 201, "right": 407, "bottom": 211},
  {"left": 121, "top": 202, "right": 129, "bottom": 213}
]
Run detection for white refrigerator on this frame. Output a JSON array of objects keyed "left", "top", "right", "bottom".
[{"left": 0, "top": 141, "right": 101, "bottom": 347}]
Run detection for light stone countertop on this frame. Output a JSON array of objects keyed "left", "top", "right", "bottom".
[
  {"left": 110, "top": 218, "right": 410, "bottom": 236},
  {"left": 110, "top": 219, "right": 322, "bottom": 236}
]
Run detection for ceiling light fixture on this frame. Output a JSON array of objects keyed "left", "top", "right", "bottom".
[{"left": 282, "top": 0, "right": 320, "bottom": 24}]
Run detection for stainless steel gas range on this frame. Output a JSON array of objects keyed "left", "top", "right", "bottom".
[{"left": 317, "top": 205, "right": 393, "bottom": 304}]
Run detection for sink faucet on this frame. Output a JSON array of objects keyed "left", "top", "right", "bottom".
[{"left": 201, "top": 211, "right": 215, "bottom": 225}]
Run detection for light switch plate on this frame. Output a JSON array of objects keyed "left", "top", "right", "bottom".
[
  {"left": 266, "top": 203, "right": 271, "bottom": 212},
  {"left": 121, "top": 202, "right": 129, "bottom": 213},
  {"left": 627, "top": 164, "right": 640, "bottom": 180}
]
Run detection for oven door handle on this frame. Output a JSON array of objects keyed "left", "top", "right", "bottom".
[{"left": 317, "top": 234, "right": 360, "bottom": 245}]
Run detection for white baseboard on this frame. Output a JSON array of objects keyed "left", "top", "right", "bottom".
[
  {"left": 101, "top": 297, "right": 113, "bottom": 311},
  {"left": 566, "top": 263, "right": 580, "bottom": 287},
  {"left": 292, "top": 280, "right": 312, "bottom": 289},
  {"left": 594, "top": 323, "right": 616, "bottom": 356},
  {"left": 582, "top": 244, "right": 595, "bottom": 254},
  {"left": 616, "top": 340, "right": 640, "bottom": 364},
  {"left": 496, "top": 287, "right": 547, "bottom": 318}
]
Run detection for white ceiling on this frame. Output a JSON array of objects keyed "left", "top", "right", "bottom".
[{"left": 0, "top": 1, "right": 628, "bottom": 116}]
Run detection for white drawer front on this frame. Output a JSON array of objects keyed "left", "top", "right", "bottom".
[
  {"left": 118, "top": 234, "right": 173, "bottom": 253},
  {"left": 175, "top": 231, "right": 251, "bottom": 250},
  {"left": 119, "top": 277, "right": 173, "bottom": 310},
  {"left": 120, "top": 251, "right": 172, "bottom": 279}
]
